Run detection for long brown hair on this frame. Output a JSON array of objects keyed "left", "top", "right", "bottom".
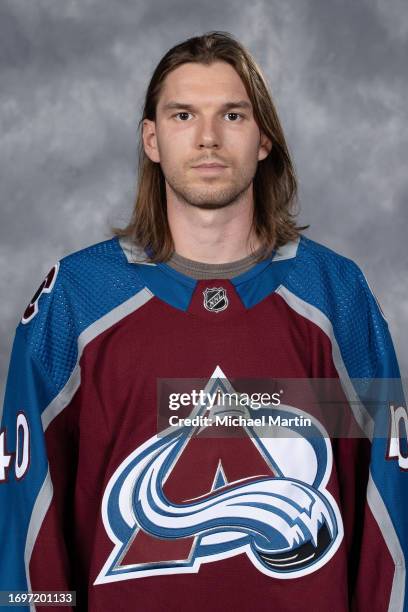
[{"left": 113, "top": 31, "right": 308, "bottom": 262}]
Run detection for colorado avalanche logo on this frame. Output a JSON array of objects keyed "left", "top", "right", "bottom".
[
  {"left": 95, "top": 367, "right": 343, "bottom": 585},
  {"left": 203, "top": 287, "right": 229, "bottom": 312}
]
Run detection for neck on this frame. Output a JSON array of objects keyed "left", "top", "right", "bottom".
[{"left": 166, "top": 187, "right": 261, "bottom": 264}]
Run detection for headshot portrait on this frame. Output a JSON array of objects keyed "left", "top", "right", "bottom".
[{"left": 0, "top": 5, "right": 407, "bottom": 611}]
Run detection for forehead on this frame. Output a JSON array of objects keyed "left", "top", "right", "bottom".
[{"left": 157, "top": 61, "right": 250, "bottom": 109}]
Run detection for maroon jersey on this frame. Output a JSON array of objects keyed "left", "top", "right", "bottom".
[{"left": 1, "top": 235, "right": 407, "bottom": 612}]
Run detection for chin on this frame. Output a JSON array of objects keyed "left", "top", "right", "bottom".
[{"left": 188, "top": 200, "right": 235, "bottom": 210}]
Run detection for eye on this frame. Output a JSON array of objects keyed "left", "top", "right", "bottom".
[
  {"left": 173, "top": 112, "right": 192, "bottom": 121},
  {"left": 225, "top": 112, "right": 243, "bottom": 121}
]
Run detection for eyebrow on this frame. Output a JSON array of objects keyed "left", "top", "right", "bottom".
[{"left": 161, "top": 100, "right": 252, "bottom": 112}]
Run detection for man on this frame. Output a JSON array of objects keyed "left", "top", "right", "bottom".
[{"left": 0, "top": 31, "right": 407, "bottom": 612}]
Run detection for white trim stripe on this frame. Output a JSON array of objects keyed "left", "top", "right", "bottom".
[
  {"left": 41, "top": 288, "right": 153, "bottom": 430},
  {"left": 25, "top": 287, "right": 154, "bottom": 608},
  {"left": 25, "top": 467, "right": 53, "bottom": 612},
  {"left": 276, "top": 285, "right": 405, "bottom": 611},
  {"left": 119, "top": 237, "right": 156, "bottom": 265},
  {"left": 272, "top": 237, "right": 300, "bottom": 262},
  {"left": 276, "top": 286, "right": 374, "bottom": 438},
  {"left": 367, "top": 479, "right": 405, "bottom": 612}
]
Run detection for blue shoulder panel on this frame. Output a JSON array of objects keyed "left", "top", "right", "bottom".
[
  {"left": 284, "top": 235, "right": 394, "bottom": 378},
  {"left": 21, "top": 237, "right": 146, "bottom": 394},
  {"left": 0, "top": 237, "right": 148, "bottom": 607},
  {"left": 284, "top": 234, "right": 407, "bottom": 611}
]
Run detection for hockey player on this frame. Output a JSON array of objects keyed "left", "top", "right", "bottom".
[{"left": 1, "top": 31, "right": 407, "bottom": 612}]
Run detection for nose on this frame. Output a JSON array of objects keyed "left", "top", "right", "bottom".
[{"left": 196, "top": 117, "right": 220, "bottom": 149}]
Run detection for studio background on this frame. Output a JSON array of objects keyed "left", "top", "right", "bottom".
[{"left": 1, "top": 0, "right": 407, "bottom": 394}]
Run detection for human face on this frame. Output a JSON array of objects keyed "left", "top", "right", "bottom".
[{"left": 143, "top": 61, "right": 272, "bottom": 210}]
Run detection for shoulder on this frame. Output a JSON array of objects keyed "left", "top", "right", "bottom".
[
  {"left": 20, "top": 237, "right": 141, "bottom": 327},
  {"left": 288, "top": 235, "right": 385, "bottom": 318},
  {"left": 16, "top": 237, "right": 147, "bottom": 389},
  {"left": 282, "top": 234, "right": 391, "bottom": 377},
  {"left": 295, "top": 234, "right": 363, "bottom": 280}
]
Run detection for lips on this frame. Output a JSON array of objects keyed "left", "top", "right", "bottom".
[
  {"left": 193, "top": 164, "right": 227, "bottom": 168},
  {"left": 192, "top": 165, "right": 227, "bottom": 174}
]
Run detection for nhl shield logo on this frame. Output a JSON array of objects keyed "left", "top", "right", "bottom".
[{"left": 203, "top": 287, "right": 229, "bottom": 312}]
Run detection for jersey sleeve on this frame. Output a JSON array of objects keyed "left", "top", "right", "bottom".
[
  {"left": 348, "top": 266, "right": 408, "bottom": 612},
  {"left": 0, "top": 293, "right": 77, "bottom": 610}
]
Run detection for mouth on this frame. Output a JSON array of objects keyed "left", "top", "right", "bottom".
[{"left": 192, "top": 164, "right": 228, "bottom": 174}]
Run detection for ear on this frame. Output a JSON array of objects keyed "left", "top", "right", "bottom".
[
  {"left": 142, "top": 118, "right": 160, "bottom": 163},
  {"left": 257, "top": 131, "right": 273, "bottom": 162}
]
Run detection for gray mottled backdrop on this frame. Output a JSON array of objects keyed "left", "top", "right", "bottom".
[{"left": 1, "top": 0, "right": 407, "bottom": 395}]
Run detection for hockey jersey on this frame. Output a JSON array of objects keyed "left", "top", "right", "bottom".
[{"left": 0, "top": 234, "right": 407, "bottom": 611}]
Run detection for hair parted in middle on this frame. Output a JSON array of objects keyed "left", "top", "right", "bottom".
[{"left": 113, "top": 30, "right": 308, "bottom": 262}]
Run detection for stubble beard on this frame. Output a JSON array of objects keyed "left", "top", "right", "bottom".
[{"left": 163, "top": 166, "right": 255, "bottom": 211}]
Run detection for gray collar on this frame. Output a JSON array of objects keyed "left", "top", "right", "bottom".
[{"left": 165, "top": 246, "right": 268, "bottom": 279}]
